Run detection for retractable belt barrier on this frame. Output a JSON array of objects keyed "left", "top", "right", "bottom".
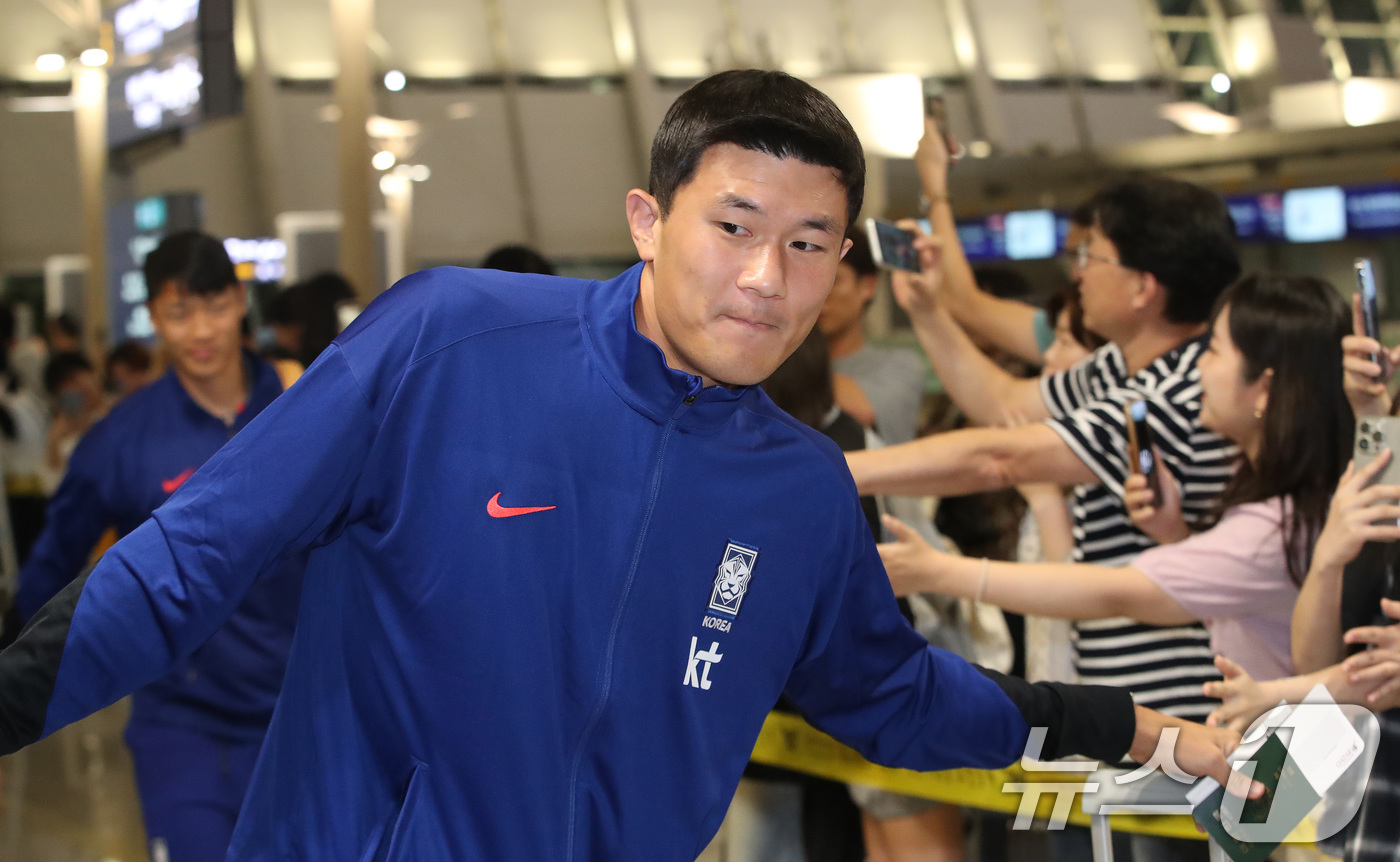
[{"left": 749, "top": 711, "right": 1205, "bottom": 840}]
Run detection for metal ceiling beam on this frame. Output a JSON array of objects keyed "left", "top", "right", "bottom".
[
  {"left": 602, "top": 0, "right": 657, "bottom": 185},
  {"left": 940, "top": 0, "right": 1005, "bottom": 151},
  {"left": 481, "top": 0, "right": 541, "bottom": 248},
  {"left": 1040, "top": 0, "right": 1093, "bottom": 150}
]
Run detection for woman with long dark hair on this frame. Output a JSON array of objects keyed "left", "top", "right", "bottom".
[{"left": 877, "top": 273, "right": 1353, "bottom": 682}]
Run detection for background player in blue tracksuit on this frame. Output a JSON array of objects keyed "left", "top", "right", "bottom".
[
  {"left": 13, "top": 232, "right": 303, "bottom": 862},
  {"left": 0, "top": 72, "right": 1254, "bottom": 861}
]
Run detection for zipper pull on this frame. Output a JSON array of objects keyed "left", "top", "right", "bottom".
[{"left": 683, "top": 375, "right": 702, "bottom": 405}]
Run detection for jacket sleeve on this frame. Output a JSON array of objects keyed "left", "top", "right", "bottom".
[
  {"left": 15, "top": 427, "right": 120, "bottom": 620},
  {"left": 783, "top": 505, "right": 1136, "bottom": 771},
  {"left": 0, "top": 340, "right": 383, "bottom": 754}
]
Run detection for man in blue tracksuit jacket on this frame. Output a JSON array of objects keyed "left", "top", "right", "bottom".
[
  {"left": 0, "top": 71, "right": 1249, "bottom": 861},
  {"left": 13, "top": 232, "right": 302, "bottom": 861}
]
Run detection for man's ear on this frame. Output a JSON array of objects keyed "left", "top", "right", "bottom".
[
  {"left": 857, "top": 273, "right": 879, "bottom": 304},
  {"left": 1133, "top": 271, "right": 1164, "bottom": 315},
  {"left": 626, "top": 189, "right": 662, "bottom": 263}
]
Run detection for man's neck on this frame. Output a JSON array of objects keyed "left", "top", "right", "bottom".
[
  {"left": 174, "top": 354, "right": 249, "bottom": 426},
  {"left": 826, "top": 324, "right": 865, "bottom": 360},
  {"left": 1116, "top": 320, "right": 1208, "bottom": 376},
  {"left": 634, "top": 264, "right": 717, "bottom": 388}
]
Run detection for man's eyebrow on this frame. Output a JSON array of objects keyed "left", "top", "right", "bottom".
[
  {"left": 718, "top": 193, "right": 763, "bottom": 213},
  {"left": 717, "top": 194, "right": 841, "bottom": 235},
  {"left": 800, "top": 216, "right": 841, "bottom": 235}
]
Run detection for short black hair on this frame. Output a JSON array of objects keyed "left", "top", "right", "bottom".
[
  {"left": 1093, "top": 177, "right": 1240, "bottom": 324},
  {"left": 481, "top": 245, "right": 555, "bottom": 276},
  {"left": 142, "top": 230, "right": 239, "bottom": 302},
  {"left": 840, "top": 228, "right": 876, "bottom": 278},
  {"left": 44, "top": 351, "right": 93, "bottom": 397},
  {"left": 973, "top": 267, "right": 1032, "bottom": 300},
  {"left": 650, "top": 70, "right": 866, "bottom": 228},
  {"left": 48, "top": 312, "right": 80, "bottom": 340},
  {"left": 106, "top": 340, "right": 152, "bottom": 376}
]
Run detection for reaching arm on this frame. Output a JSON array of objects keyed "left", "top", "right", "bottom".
[
  {"left": 1294, "top": 456, "right": 1400, "bottom": 673},
  {"left": 913, "top": 116, "right": 1045, "bottom": 365},
  {"left": 898, "top": 292, "right": 1047, "bottom": 427},
  {"left": 878, "top": 515, "right": 1195, "bottom": 625},
  {"left": 846, "top": 422, "right": 1097, "bottom": 498}
]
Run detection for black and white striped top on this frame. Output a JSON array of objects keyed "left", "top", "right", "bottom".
[{"left": 1041, "top": 336, "right": 1239, "bottom": 721}]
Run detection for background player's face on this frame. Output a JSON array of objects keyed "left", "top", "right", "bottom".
[
  {"left": 149, "top": 281, "right": 248, "bottom": 383},
  {"left": 817, "top": 261, "right": 876, "bottom": 343},
  {"left": 629, "top": 143, "right": 852, "bottom": 387}
]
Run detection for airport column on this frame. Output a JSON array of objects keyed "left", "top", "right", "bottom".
[
  {"left": 330, "top": 0, "right": 378, "bottom": 302},
  {"left": 72, "top": 61, "right": 108, "bottom": 358}
]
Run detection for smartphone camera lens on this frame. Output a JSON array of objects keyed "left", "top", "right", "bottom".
[
  {"left": 1362, "top": 422, "right": 1372, "bottom": 434},
  {"left": 1361, "top": 439, "right": 1371, "bottom": 451},
  {"left": 1376, "top": 431, "right": 1386, "bottom": 444}
]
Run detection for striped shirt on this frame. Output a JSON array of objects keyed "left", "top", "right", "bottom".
[{"left": 1040, "top": 336, "right": 1239, "bottom": 721}]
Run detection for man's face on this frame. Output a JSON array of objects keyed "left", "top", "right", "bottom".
[
  {"left": 1076, "top": 226, "right": 1141, "bottom": 341},
  {"left": 148, "top": 281, "right": 247, "bottom": 382},
  {"left": 817, "top": 262, "right": 875, "bottom": 342},
  {"left": 629, "top": 143, "right": 852, "bottom": 387}
]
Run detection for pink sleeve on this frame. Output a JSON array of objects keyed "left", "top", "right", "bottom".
[{"left": 1132, "top": 500, "right": 1298, "bottom": 622}]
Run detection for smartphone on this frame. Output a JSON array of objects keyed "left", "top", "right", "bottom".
[
  {"left": 1356, "top": 417, "right": 1400, "bottom": 489},
  {"left": 922, "top": 81, "right": 965, "bottom": 162},
  {"left": 866, "top": 218, "right": 922, "bottom": 273},
  {"left": 1357, "top": 257, "right": 1382, "bottom": 374},
  {"left": 1125, "top": 400, "right": 1162, "bottom": 503}
]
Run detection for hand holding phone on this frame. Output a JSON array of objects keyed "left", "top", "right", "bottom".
[
  {"left": 1126, "top": 400, "right": 1162, "bottom": 502},
  {"left": 866, "top": 219, "right": 922, "bottom": 273},
  {"left": 1357, "top": 258, "right": 1382, "bottom": 375},
  {"left": 1124, "top": 400, "right": 1190, "bottom": 543}
]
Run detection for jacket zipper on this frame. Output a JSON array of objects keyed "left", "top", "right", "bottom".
[{"left": 563, "top": 379, "right": 700, "bottom": 860}]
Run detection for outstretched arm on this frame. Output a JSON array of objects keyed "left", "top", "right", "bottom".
[
  {"left": 0, "top": 344, "right": 378, "bottom": 753},
  {"left": 846, "top": 422, "right": 1097, "bottom": 498},
  {"left": 891, "top": 225, "right": 1047, "bottom": 427},
  {"left": 0, "top": 266, "right": 456, "bottom": 754},
  {"left": 878, "top": 514, "right": 1195, "bottom": 625}
]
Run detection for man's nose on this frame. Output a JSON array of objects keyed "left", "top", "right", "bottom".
[{"left": 738, "top": 244, "right": 785, "bottom": 300}]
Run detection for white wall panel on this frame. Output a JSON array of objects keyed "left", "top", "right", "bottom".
[
  {"left": 0, "top": 110, "right": 82, "bottom": 270},
  {"left": 377, "top": 0, "right": 495, "bottom": 79},
  {"left": 518, "top": 89, "right": 637, "bottom": 258},
  {"left": 1058, "top": 0, "right": 1161, "bottom": 81},
  {"left": 970, "top": 0, "right": 1057, "bottom": 80},
  {"left": 500, "top": 0, "right": 617, "bottom": 77}
]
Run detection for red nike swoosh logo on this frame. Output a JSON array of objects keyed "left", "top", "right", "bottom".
[
  {"left": 487, "top": 492, "right": 556, "bottom": 519},
  {"left": 161, "top": 467, "right": 197, "bottom": 495}
]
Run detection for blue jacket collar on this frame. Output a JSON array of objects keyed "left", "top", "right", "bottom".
[
  {"left": 162, "top": 349, "right": 283, "bottom": 431},
  {"left": 582, "top": 263, "right": 757, "bottom": 432}
]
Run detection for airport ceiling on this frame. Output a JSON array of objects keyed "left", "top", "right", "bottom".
[{"left": 4, "top": 0, "right": 1389, "bottom": 88}]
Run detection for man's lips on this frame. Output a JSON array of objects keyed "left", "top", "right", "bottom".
[{"left": 719, "top": 313, "right": 779, "bottom": 331}]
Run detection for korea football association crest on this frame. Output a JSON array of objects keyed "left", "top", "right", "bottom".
[{"left": 709, "top": 541, "right": 759, "bottom": 618}]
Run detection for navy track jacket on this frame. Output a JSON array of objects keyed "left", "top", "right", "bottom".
[
  {"left": 0, "top": 265, "right": 1135, "bottom": 861},
  {"left": 13, "top": 354, "right": 302, "bottom": 740}
]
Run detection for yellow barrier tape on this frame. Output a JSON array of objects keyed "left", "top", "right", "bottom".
[{"left": 750, "top": 712, "right": 1205, "bottom": 840}]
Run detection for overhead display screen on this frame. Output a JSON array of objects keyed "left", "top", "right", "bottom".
[
  {"left": 106, "top": 0, "right": 239, "bottom": 151},
  {"left": 106, "top": 193, "right": 203, "bottom": 343},
  {"left": 1227, "top": 183, "right": 1400, "bottom": 244}
]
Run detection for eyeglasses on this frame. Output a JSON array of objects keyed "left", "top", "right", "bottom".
[{"left": 1073, "top": 243, "right": 1126, "bottom": 272}]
